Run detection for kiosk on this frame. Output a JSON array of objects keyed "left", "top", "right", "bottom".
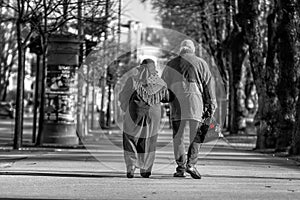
[{"left": 40, "top": 35, "right": 81, "bottom": 145}]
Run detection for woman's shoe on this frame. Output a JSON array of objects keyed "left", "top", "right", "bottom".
[
  {"left": 126, "top": 166, "right": 136, "bottom": 178},
  {"left": 173, "top": 171, "right": 186, "bottom": 177},
  {"left": 126, "top": 172, "right": 134, "bottom": 178}
]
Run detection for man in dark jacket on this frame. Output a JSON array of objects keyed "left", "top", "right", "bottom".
[{"left": 162, "top": 39, "right": 217, "bottom": 179}]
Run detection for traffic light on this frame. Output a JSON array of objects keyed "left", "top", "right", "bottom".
[{"left": 29, "top": 36, "right": 42, "bottom": 55}]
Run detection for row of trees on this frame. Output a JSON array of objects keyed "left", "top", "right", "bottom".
[
  {"left": 145, "top": 0, "right": 300, "bottom": 154},
  {"left": 1, "top": 0, "right": 299, "bottom": 154},
  {"left": 0, "top": 0, "right": 118, "bottom": 100},
  {"left": 0, "top": 0, "right": 123, "bottom": 148}
]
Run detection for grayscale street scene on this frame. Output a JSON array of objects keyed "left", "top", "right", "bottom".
[{"left": 0, "top": 0, "right": 300, "bottom": 199}]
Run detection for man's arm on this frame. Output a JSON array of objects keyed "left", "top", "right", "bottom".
[
  {"left": 198, "top": 58, "right": 217, "bottom": 119},
  {"left": 161, "top": 62, "right": 171, "bottom": 86},
  {"left": 161, "top": 62, "right": 176, "bottom": 103}
]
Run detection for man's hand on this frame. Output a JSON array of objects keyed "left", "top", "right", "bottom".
[{"left": 203, "top": 104, "right": 213, "bottom": 119}]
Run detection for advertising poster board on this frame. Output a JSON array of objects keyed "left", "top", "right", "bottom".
[{"left": 44, "top": 64, "right": 77, "bottom": 124}]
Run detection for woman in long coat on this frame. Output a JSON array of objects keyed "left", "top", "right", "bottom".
[{"left": 119, "top": 59, "right": 168, "bottom": 178}]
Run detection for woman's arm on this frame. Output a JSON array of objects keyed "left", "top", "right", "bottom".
[{"left": 119, "top": 77, "right": 134, "bottom": 112}]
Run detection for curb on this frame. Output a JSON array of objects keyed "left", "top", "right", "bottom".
[{"left": 0, "top": 170, "right": 124, "bottom": 178}]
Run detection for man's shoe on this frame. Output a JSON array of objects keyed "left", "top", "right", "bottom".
[
  {"left": 173, "top": 171, "right": 186, "bottom": 177},
  {"left": 140, "top": 172, "right": 151, "bottom": 178},
  {"left": 186, "top": 166, "right": 201, "bottom": 179}
]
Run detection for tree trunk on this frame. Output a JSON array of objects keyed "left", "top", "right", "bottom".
[
  {"left": 226, "top": 1, "right": 249, "bottom": 133},
  {"left": 249, "top": 4, "right": 280, "bottom": 150},
  {"left": 213, "top": 0, "right": 228, "bottom": 85},
  {"left": 291, "top": 1, "right": 300, "bottom": 155},
  {"left": 229, "top": 30, "right": 248, "bottom": 134},
  {"left": 238, "top": 0, "right": 267, "bottom": 148},
  {"left": 36, "top": 0, "right": 48, "bottom": 146},
  {"left": 14, "top": 0, "right": 25, "bottom": 149},
  {"left": 258, "top": 9, "right": 280, "bottom": 149},
  {"left": 292, "top": 96, "right": 300, "bottom": 154},
  {"left": 276, "top": 0, "right": 299, "bottom": 152}
]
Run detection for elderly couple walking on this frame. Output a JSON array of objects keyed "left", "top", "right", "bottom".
[{"left": 119, "top": 39, "right": 217, "bottom": 179}]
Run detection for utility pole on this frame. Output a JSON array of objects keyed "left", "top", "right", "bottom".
[
  {"left": 82, "top": 1, "right": 89, "bottom": 136},
  {"left": 91, "top": 56, "right": 95, "bottom": 129},
  {"left": 84, "top": 59, "right": 90, "bottom": 134},
  {"left": 118, "top": 0, "right": 121, "bottom": 54},
  {"left": 29, "top": 16, "right": 42, "bottom": 143},
  {"left": 32, "top": 52, "right": 40, "bottom": 143},
  {"left": 106, "top": 0, "right": 112, "bottom": 128},
  {"left": 77, "top": 0, "right": 84, "bottom": 138},
  {"left": 100, "top": 0, "right": 109, "bottom": 128}
]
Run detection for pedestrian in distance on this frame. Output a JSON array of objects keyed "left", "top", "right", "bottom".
[
  {"left": 162, "top": 39, "right": 217, "bottom": 179},
  {"left": 119, "top": 58, "right": 169, "bottom": 178}
]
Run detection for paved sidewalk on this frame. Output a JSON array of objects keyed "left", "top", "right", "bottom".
[{"left": 0, "top": 137, "right": 300, "bottom": 199}]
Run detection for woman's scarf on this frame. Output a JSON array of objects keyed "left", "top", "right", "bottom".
[{"left": 134, "top": 65, "right": 168, "bottom": 106}]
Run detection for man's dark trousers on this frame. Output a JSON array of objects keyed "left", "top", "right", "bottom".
[{"left": 172, "top": 119, "right": 209, "bottom": 172}]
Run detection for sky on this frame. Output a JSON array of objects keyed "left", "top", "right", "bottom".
[{"left": 121, "top": 0, "right": 162, "bottom": 28}]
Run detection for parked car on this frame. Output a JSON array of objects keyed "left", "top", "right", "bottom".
[{"left": 0, "top": 101, "right": 15, "bottom": 119}]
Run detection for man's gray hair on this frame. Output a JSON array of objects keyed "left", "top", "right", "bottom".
[{"left": 180, "top": 39, "right": 195, "bottom": 53}]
